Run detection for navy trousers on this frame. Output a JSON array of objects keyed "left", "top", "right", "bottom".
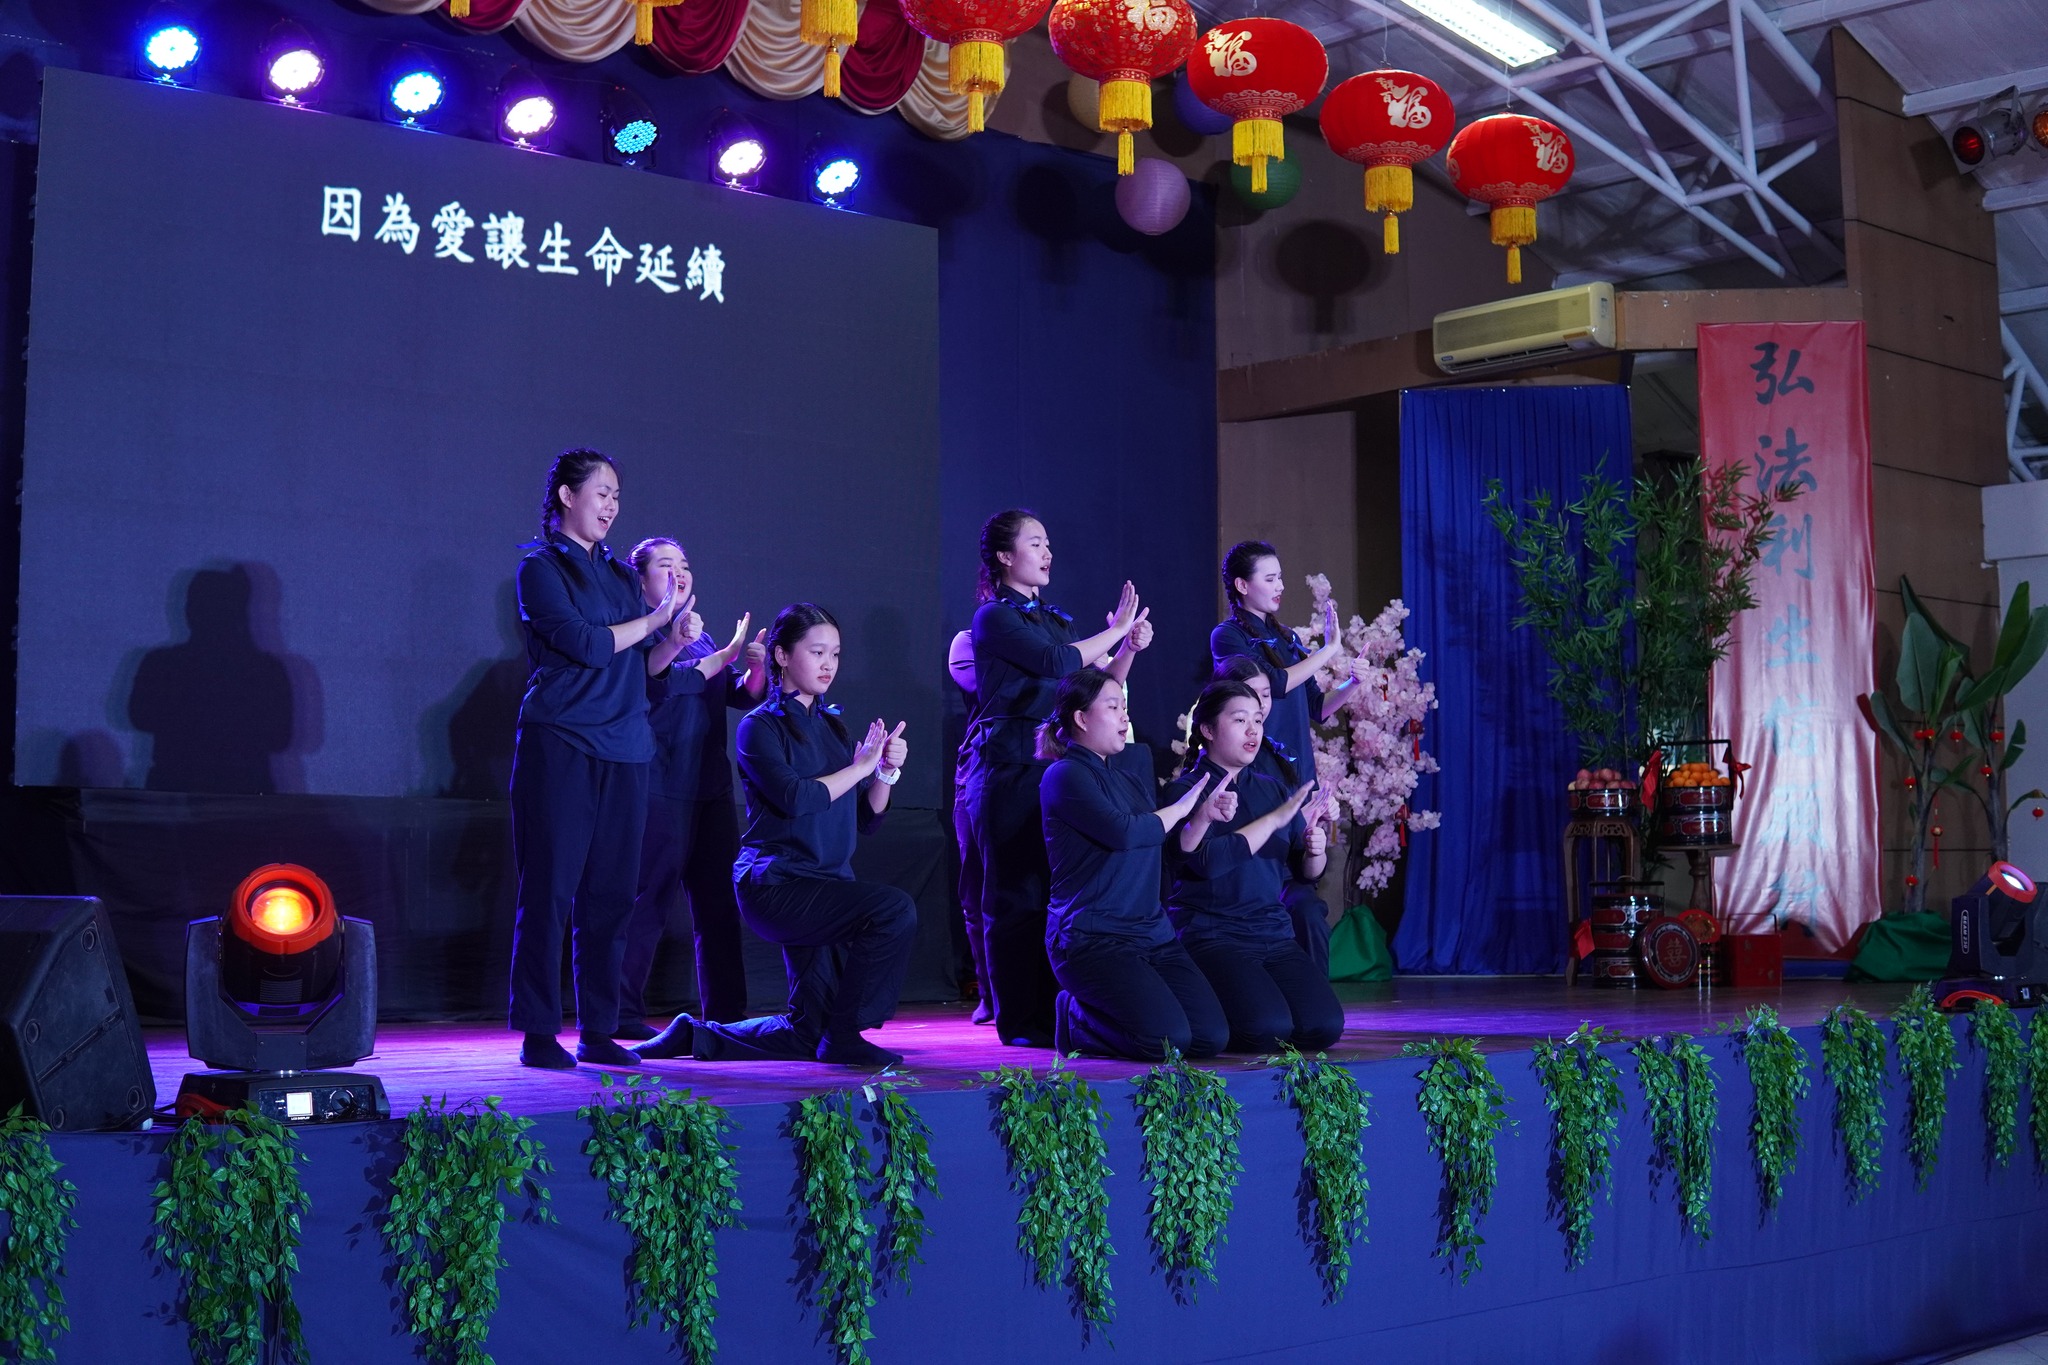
[
  {"left": 951, "top": 778, "right": 989, "bottom": 1004},
  {"left": 961, "top": 758, "right": 1058, "bottom": 1045},
  {"left": 1048, "top": 932, "right": 1227, "bottom": 1062},
  {"left": 1184, "top": 936, "right": 1345, "bottom": 1053},
  {"left": 621, "top": 794, "right": 748, "bottom": 1024},
  {"left": 1285, "top": 880, "right": 1333, "bottom": 975},
  {"left": 507, "top": 725, "right": 649, "bottom": 1038},
  {"left": 689, "top": 875, "right": 917, "bottom": 1060}
]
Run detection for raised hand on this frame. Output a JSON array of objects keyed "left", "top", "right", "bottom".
[
  {"left": 852, "top": 718, "right": 890, "bottom": 773},
  {"left": 1109, "top": 580, "right": 1141, "bottom": 634},
  {"left": 716, "top": 612, "right": 752, "bottom": 664},
  {"left": 1321, "top": 598, "right": 1341, "bottom": 645},
  {"left": 1280, "top": 782, "right": 1316, "bottom": 822},
  {"left": 1127, "top": 608, "right": 1154, "bottom": 653},
  {"left": 1200, "top": 766, "right": 1238, "bottom": 823},
  {"left": 743, "top": 627, "right": 769, "bottom": 672},
  {"left": 1167, "top": 771, "right": 1212, "bottom": 821},
  {"left": 1349, "top": 654, "right": 1375, "bottom": 687},
  {"left": 674, "top": 594, "right": 704, "bottom": 645},
  {"left": 880, "top": 721, "right": 908, "bottom": 772}
]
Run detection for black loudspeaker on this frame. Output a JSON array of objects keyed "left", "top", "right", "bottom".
[{"left": 0, "top": 898, "right": 157, "bottom": 1131}]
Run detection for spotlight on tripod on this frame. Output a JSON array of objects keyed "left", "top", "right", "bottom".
[{"left": 176, "top": 864, "right": 388, "bottom": 1122}]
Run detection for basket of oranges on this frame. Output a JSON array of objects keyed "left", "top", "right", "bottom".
[{"left": 1659, "top": 747, "right": 1735, "bottom": 846}]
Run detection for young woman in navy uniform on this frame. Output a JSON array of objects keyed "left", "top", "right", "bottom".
[
  {"left": 635, "top": 603, "right": 916, "bottom": 1068},
  {"left": 509, "top": 449, "right": 696, "bottom": 1070},
  {"left": 615, "top": 538, "right": 767, "bottom": 1037},
  {"left": 961, "top": 510, "right": 1152, "bottom": 1047},
  {"left": 1038, "top": 667, "right": 1226, "bottom": 1061},
  {"left": 1163, "top": 680, "right": 1344, "bottom": 1052}
]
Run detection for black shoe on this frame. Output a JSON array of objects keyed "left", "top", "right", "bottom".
[
  {"left": 816, "top": 1033, "right": 904, "bottom": 1069},
  {"left": 970, "top": 1000, "right": 995, "bottom": 1025},
  {"left": 1002, "top": 1032, "right": 1055, "bottom": 1049},
  {"left": 631, "top": 1015, "right": 697, "bottom": 1061},
  {"left": 612, "top": 1020, "right": 658, "bottom": 1042},
  {"left": 521, "top": 1033, "right": 576, "bottom": 1070},
  {"left": 576, "top": 1035, "right": 643, "bottom": 1067}
]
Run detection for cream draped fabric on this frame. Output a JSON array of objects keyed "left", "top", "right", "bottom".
[{"left": 355, "top": 0, "right": 982, "bottom": 137}]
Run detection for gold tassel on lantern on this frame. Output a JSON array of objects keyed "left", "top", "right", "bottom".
[
  {"left": 802, "top": 0, "right": 860, "bottom": 98},
  {"left": 1489, "top": 203, "right": 1537, "bottom": 284},
  {"left": 1364, "top": 163, "right": 1414, "bottom": 254},
  {"left": 1097, "top": 78, "right": 1152, "bottom": 175},
  {"left": 1232, "top": 117, "right": 1284, "bottom": 194},
  {"left": 448, "top": 0, "right": 469, "bottom": 16},
  {"left": 634, "top": 0, "right": 688, "bottom": 44},
  {"left": 950, "top": 40, "right": 1006, "bottom": 135}
]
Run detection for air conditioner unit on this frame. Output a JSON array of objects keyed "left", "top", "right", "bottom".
[{"left": 1432, "top": 283, "right": 1616, "bottom": 375}]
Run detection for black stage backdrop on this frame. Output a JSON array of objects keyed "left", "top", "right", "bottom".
[{"left": 0, "top": 1, "right": 1217, "bottom": 1021}]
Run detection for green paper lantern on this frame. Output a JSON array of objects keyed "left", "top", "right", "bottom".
[{"left": 1229, "top": 153, "right": 1301, "bottom": 209}]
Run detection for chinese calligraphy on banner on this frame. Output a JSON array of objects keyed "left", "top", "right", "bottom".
[
  {"left": 1701, "top": 322, "right": 1878, "bottom": 951},
  {"left": 319, "top": 186, "right": 727, "bottom": 302}
]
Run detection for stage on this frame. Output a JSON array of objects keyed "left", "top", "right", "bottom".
[{"left": 36, "top": 978, "right": 2048, "bottom": 1364}]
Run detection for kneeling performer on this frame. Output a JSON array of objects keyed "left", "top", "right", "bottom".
[{"left": 636, "top": 603, "right": 916, "bottom": 1069}]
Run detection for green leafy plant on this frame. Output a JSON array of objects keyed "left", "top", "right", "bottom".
[
  {"left": 151, "top": 1109, "right": 309, "bottom": 1365},
  {"left": 1275, "top": 1049, "right": 1372, "bottom": 1301},
  {"left": 2031, "top": 1013, "right": 2048, "bottom": 1168},
  {"left": 1484, "top": 458, "right": 1793, "bottom": 767},
  {"left": 1859, "top": 578, "right": 2048, "bottom": 912},
  {"left": 870, "top": 1077, "right": 940, "bottom": 1288},
  {"left": 1972, "top": 1000, "right": 2025, "bottom": 1169},
  {"left": 581, "top": 1074, "right": 742, "bottom": 1364},
  {"left": 385, "top": 1096, "right": 553, "bottom": 1365},
  {"left": 984, "top": 1059, "right": 1114, "bottom": 1339},
  {"left": 1820, "top": 1004, "right": 1888, "bottom": 1199},
  {"left": 1132, "top": 1046, "right": 1242, "bottom": 1302},
  {"left": 1631, "top": 1034, "right": 1716, "bottom": 1240},
  {"left": 792, "top": 1091, "right": 877, "bottom": 1365},
  {"left": 1530, "top": 1024, "right": 1623, "bottom": 1267},
  {"left": 0, "top": 1106, "right": 77, "bottom": 1361},
  {"left": 1403, "top": 1037, "right": 1511, "bottom": 1281},
  {"left": 1892, "top": 984, "right": 1960, "bottom": 1188},
  {"left": 1729, "top": 1005, "right": 1810, "bottom": 1216}
]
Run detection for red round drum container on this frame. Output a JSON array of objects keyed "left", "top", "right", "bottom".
[
  {"left": 1570, "top": 786, "right": 1636, "bottom": 817},
  {"left": 1587, "top": 882, "right": 1661, "bottom": 988},
  {"left": 1659, "top": 784, "right": 1734, "bottom": 845},
  {"left": 1636, "top": 915, "right": 1702, "bottom": 988}
]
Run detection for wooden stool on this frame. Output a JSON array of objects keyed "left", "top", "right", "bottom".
[{"left": 1562, "top": 816, "right": 1640, "bottom": 986}]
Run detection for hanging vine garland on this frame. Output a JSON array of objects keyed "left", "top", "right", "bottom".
[
  {"left": 792, "top": 1091, "right": 877, "bottom": 1365},
  {"left": 1891, "top": 984, "right": 1960, "bottom": 1189},
  {"left": 2030, "top": 1010, "right": 2048, "bottom": 1168},
  {"left": 1971, "top": 1000, "right": 2025, "bottom": 1170},
  {"left": 1530, "top": 1024, "right": 1624, "bottom": 1267},
  {"left": 151, "top": 1108, "right": 310, "bottom": 1365},
  {"left": 984, "top": 1059, "right": 1115, "bottom": 1339},
  {"left": 581, "top": 1075, "right": 742, "bottom": 1365},
  {"left": 385, "top": 1096, "right": 553, "bottom": 1365},
  {"left": 1730, "top": 1005, "right": 1810, "bottom": 1217},
  {"left": 1820, "top": 1003, "right": 1889, "bottom": 1200},
  {"left": 870, "top": 1077, "right": 940, "bottom": 1289},
  {"left": 0, "top": 1106, "right": 77, "bottom": 1362},
  {"left": 1402, "top": 1037, "right": 1511, "bottom": 1282},
  {"left": 1130, "top": 1045, "right": 1243, "bottom": 1302},
  {"left": 1275, "top": 1049, "right": 1372, "bottom": 1301},
  {"left": 1631, "top": 1034, "right": 1716, "bottom": 1241}
]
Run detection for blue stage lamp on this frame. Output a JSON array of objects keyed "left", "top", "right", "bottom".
[
  {"left": 261, "top": 23, "right": 324, "bottom": 106},
  {"left": 140, "top": 18, "right": 201, "bottom": 83},
  {"left": 499, "top": 69, "right": 558, "bottom": 149},
  {"left": 603, "top": 84, "right": 661, "bottom": 168},
  {"left": 809, "top": 149, "right": 862, "bottom": 207},
  {"left": 709, "top": 112, "right": 766, "bottom": 189},
  {"left": 384, "top": 48, "right": 446, "bottom": 128}
]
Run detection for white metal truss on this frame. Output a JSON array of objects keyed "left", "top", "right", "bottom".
[
  {"left": 1348, "top": 0, "right": 1848, "bottom": 282},
  {"left": 2003, "top": 320, "right": 2048, "bottom": 481}
]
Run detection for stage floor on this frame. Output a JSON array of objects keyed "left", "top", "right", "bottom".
[{"left": 146, "top": 977, "right": 1914, "bottom": 1118}]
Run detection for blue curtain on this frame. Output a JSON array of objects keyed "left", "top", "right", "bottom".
[{"left": 1394, "top": 385, "right": 1633, "bottom": 974}]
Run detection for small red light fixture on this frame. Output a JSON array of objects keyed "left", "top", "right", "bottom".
[{"left": 1953, "top": 124, "right": 1988, "bottom": 166}]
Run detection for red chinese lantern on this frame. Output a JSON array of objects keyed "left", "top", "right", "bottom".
[
  {"left": 1049, "top": 0, "right": 1197, "bottom": 175},
  {"left": 1445, "top": 112, "right": 1574, "bottom": 284},
  {"left": 901, "top": 0, "right": 1054, "bottom": 133},
  {"left": 1184, "top": 19, "right": 1327, "bottom": 195},
  {"left": 1318, "top": 69, "right": 1453, "bottom": 254}
]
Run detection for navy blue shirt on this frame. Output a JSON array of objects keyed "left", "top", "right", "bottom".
[
  {"left": 733, "top": 694, "right": 876, "bottom": 885},
  {"left": 1041, "top": 745, "right": 1174, "bottom": 949},
  {"left": 1162, "top": 757, "right": 1304, "bottom": 946},
  {"left": 648, "top": 633, "right": 752, "bottom": 802},
  {"left": 516, "top": 533, "right": 656, "bottom": 763},
  {"left": 968, "top": 587, "right": 1084, "bottom": 767},
  {"left": 1211, "top": 609, "right": 1322, "bottom": 789}
]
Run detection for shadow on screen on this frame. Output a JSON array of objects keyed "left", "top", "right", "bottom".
[
  {"left": 419, "top": 579, "right": 526, "bottom": 800},
  {"left": 122, "top": 562, "right": 323, "bottom": 794}
]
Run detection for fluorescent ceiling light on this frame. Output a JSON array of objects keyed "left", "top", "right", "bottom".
[{"left": 1399, "top": 0, "right": 1558, "bottom": 67}]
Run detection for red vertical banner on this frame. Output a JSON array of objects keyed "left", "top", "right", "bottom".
[{"left": 1701, "top": 321, "right": 1879, "bottom": 951}]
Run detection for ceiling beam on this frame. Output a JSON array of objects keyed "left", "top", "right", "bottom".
[
  {"left": 1900, "top": 65, "right": 2048, "bottom": 118},
  {"left": 2003, "top": 286, "right": 2048, "bottom": 316},
  {"left": 1983, "top": 180, "right": 2048, "bottom": 213}
]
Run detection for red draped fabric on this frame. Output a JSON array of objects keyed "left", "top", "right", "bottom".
[
  {"left": 649, "top": 0, "right": 755, "bottom": 75},
  {"left": 837, "top": 0, "right": 928, "bottom": 111},
  {"left": 443, "top": 0, "right": 527, "bottom": 32}
]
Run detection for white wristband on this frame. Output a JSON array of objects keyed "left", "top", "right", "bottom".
[{"left": 875, "top": 765, "right": 902, "bottom": 786}]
